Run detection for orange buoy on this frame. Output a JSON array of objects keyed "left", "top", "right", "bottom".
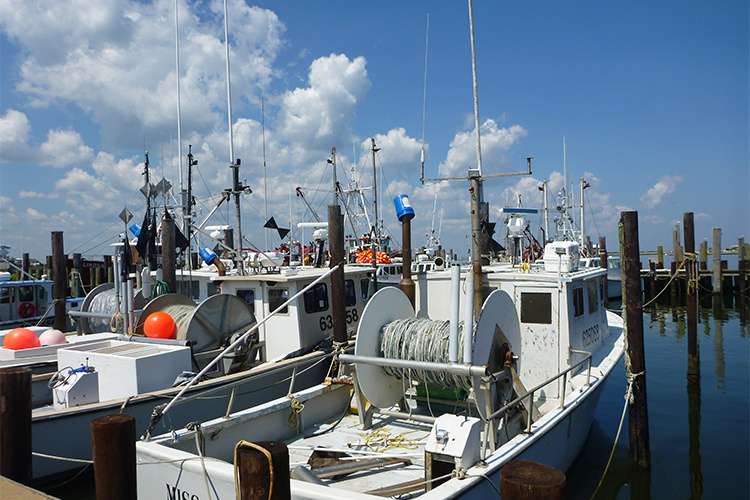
[
  {"left": 3, "top": 328, "right": 42, "bottom": 350},
  {"left": 143, "top": 311, "right": 176, "bottom": 339}
]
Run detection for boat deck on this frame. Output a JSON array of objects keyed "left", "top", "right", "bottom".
[{"left": 287, "top": 411, "right": 431, "bottom": 494}]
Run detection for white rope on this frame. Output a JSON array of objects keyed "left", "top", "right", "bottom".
[{"left": 379, "top": 318, "right": 471, "bottom": 390}]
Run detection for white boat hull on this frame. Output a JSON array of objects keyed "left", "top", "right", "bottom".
[
  {"left": 31, "top": 351, "right": 331, "bottom": 481},
  {"left": 136, "top": 313, "right": 624, "bottom": 498}
]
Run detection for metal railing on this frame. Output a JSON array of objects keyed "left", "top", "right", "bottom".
[{"left": 486, "top": 350, "right": 593, "bottom": 434}]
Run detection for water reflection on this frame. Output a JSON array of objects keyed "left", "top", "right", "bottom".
[{"left": 688, "top": 377, "right": 703, "bottom": 499}]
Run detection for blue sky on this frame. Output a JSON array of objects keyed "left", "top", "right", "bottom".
[{"left": 1, "top": 0, "right": 748, "bottom": 261}]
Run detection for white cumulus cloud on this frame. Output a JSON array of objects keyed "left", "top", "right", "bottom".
[{"left": 640, "top": 175, "right": 683, "bottom": 209}]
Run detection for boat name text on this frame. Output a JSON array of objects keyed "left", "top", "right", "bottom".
[{"left": 582, "top": 324, "right": 600, "bottom": 348}]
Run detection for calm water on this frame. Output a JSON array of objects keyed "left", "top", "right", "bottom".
[
  {"left": 568, "top": 297, "right": 750, "bottom": 499},
  {"left": 39, "top": 297, "right": 749, "bottom": 499}
]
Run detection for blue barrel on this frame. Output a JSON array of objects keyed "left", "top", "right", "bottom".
[
  {"left": 199, "top": 247, "right": 218, "bottom": 264},
  {"left": 129, "top": 223, "right": 141, "bottom": 237},
  {"left": 394, "top": 195, "right": 416, "bottom": 222}
]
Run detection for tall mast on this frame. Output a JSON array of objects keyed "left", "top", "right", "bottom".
[
  {"left": 174, "top": 0, "right": 187, "bottom": 238},
  {"left": 262, "top": 98, "right": 268, "bottom": 251},
  {"left": 224, "top": 0, "right": 244, "bottom": 274},
  {"left": 420, "top": 12, "right": 429, "bottom": 184},
  {"left": 371, "top": 138, "right": 380, "bottom": 288},
  {"left": 468, "top": 0, "right": 484, "bottom": 318}
]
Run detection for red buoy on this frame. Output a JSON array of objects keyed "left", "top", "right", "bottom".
[
  {"left": 3, "top": 328, "right": 41, "bottom": 350},
  {"left": 143, "top": 312, "right": 176, "bottom": 339}
]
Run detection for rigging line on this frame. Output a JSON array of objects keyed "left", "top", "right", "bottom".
[{"left": 584, "top": 189, "right": 601, "bottom": 236}]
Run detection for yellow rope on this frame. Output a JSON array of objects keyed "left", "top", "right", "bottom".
[
  {"left": 589, "top": 378, "right": 635, "bottom": 499},
  {"left": 360, "top": 428, "right": 429, "bottom": 453},
  {"left": 287, "top": 394, "right": 305, "bottom": 433},
  {"left": 234, "top": 441, "right": 274, "bottom": 500}
]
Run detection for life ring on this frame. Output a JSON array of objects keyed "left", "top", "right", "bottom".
[{"left": 18, "top": 302, "right": 36, "bottom": 318}]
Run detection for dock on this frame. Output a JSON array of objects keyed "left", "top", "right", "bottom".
[{"left": 0, "top": 477, "right": 58, "bottom": 499}]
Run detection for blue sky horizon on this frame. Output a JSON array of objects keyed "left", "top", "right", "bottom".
[{"left": 1, "top": 1, "right": 748, "bottom": 261}]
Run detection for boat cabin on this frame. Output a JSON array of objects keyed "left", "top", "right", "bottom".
[
  {"left": 0, "top": 275, "right": 54, "bottom": 328},
  {"left": 215, "top": 266, "right": 373, "bottom": 361}
]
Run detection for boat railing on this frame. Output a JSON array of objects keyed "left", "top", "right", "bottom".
[{"left": 486, "top": 349, "right": 592, "bottom": 434}]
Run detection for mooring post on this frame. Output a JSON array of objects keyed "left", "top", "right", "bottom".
[
  {"left": 656, "top": 245, "right": 664, "bottom": 269},
  {"left": 91, "top": 414, "right": 136, "bottom": 500},
  {"left": 738, "top": 237, "right": 747, "bottom": 298},
  {"left": 712, "top": 228, "right": 722, "bottom": 293},
  {"left": 684, "top": 213, "right": 699, "bottom": 381},
  {"left": 22, "top": 253, "right": 29, "bottom": 278},
  {"left": 621, "top": 212, "right": 651, "bottom": 475},
  {"left": 51, "top": 231, "right": 67, "bottom": 332},
  {"left": 72, "top": 253, "right": 82, "bottom": 298},
  {"left": 104, "top": 255, "right": 113, "bottom": 283},
  {"left": 162, "top": 211, "right": 176, "bottom": 295},
  {"left": 599, "top": 236, "right": 609, "bottom": 308},
  {"left": 699, "top": 241, "right": 708, "bottom": 271},
  {"left": 0, "top": 367, "right": 32, "bottom": 486},
  {"left": 500, "top": 460, "right": 566, "bottom": 499},
  {"left": 328, "top": 205, "right": 347, "bottom": 346},
  {"left": 236, "top": 441, "right": 290, "bottom": 500}
]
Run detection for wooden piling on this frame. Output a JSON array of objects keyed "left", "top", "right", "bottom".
[
  {"left": 104, "top": 255, "right": 113, "bottom": 283},
  {"left": 72, "top": 253, "right": 82, "bottom": 298},
  {"left": 621, "top": 212, "right": 651, "bottom": 472},
  {"left": 656, "top": 246, "right": 664, "bottom": 269},
  {"left": 738, "top": 238, "right": 747, "bottom": 297},
  {"left": 0, "top": 368, "right": 32, "bottom": 486},
  {"left": 45, "top": 256, "right": 52, "bottom": 279},
  {"left": 699, "top": 241, "right": 708, "bottom": 271},
  {"left": 712, "top": 228, "right": 721, "bottom": 293},
  {"left": 684, "top": 213, "right": 699, "bottom": 381},
  {"left": 91, "top": 414, "right": 136, "bottom": 500},
  {"left": 235, "top": 441, "right": 290, "bottom": 500},
  {"left": 51, "top": 232, "right": 67, "bottom": 332},
  {"left": 162, "top": 211, "right": 176, "bottom": 294},
  {"left": 500, "top": 460, "right": 566, "bottom": 500},
  {"left": 673, "top": 224, "right": 680, "bottom": 266},
  {"left": 328, "top": 205, "right": 347, "bottom": 345},
  {"left": 21, "top": 253, "right": 29, "bottom": 278}
]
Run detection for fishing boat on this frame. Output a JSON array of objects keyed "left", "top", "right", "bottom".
[
  {"left": 134, "top": 0, "right": 626, "bottom": 493},
  {"left": 136, "top": 254, "right": 624, "bottom": 497}
]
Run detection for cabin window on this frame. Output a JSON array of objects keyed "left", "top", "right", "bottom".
[
  {"left": 0, "top": 288, "right": 12, "bottom": 304},
  {"left": 268, "top": 288, "right": 289, "bottom": 315},
  {"left": 520, "top": 292, "right": 552, "bottom": 324},
  {"left": 18, "top": 286, "right": 34, "bottom": 302},
  {"left": 344, "top": 279, "right": 356, "bottom": 307},
  {"left": 397, "top": 266, "right": 403, "bottom": 274},
  {"left": 573, "top": 287, "right": 585, "bottom": 317},
  {"left": 599, "top": 279, "right": 605, "bottom": 302},
  {"left": 587, "top": 280, "right": 599, "bottom": 313},
  {"left": 360, "top": 279, "right": 370, "bottom": 300},
  {"left": 237, "top": 289, "right": 255, "bottom": 314},
  {"left": 304, "top": 283, "right": 329, "bottom": 314},
  {"left": 206, "top": 282, "right": 218, "bottom": 296},
  {"left": 37, "top": 286, "right": 47, "bottom": 302}
]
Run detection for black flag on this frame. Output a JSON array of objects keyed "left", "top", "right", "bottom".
[
  {"left": 121, "top": 233, "right": 132, "bottom": 279},
  {"left": 263, "top": 217, "right": 290, "bottom": 240},
  {"left": 135, "top": 210, "right": 150, "bottom": 259}
]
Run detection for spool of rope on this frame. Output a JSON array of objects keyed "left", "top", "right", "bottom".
[
  {"left": 354, "top": 287, "right": 522, "bottom": 410},
  {"left": 80, "top": 283, "right": 148, "bottom": 334},
  {"left": 379, "top": 318, "right": 472, "bottom": 390},
  {"left": 135, "top": 293, "right": 256, "bottom": 353}
]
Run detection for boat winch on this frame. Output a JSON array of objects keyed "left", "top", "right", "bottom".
[
  {"left": 341, "top": 286, "right": 523, "bottom": 473},
  {"left": 134, "top": 293, "right": 257, "bottom": 375}
]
